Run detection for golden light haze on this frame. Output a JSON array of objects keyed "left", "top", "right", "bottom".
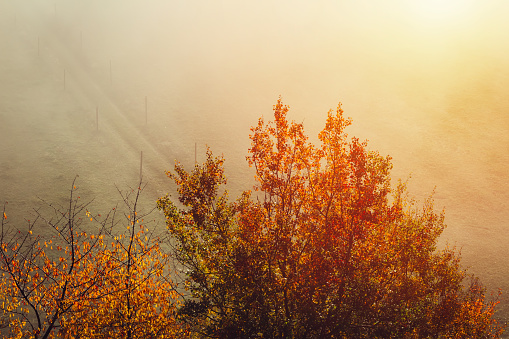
[
  {"left": 1, "top": 0, "right": 509, "bottom": 329},
  {"left": 409, "top": 0, "right": 476, "bottom": 27}
]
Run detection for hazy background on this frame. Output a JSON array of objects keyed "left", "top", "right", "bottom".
[{"left": 1, "top": 0, "right": 509, "bottom": 327}]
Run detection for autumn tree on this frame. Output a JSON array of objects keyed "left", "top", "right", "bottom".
[
  {"left": 157, "top": 98, "right": 505, "bottom": 338},
  {"left": 58, "top": 182, "right": 187, "bottom": 339},
  {"left": 0, "top": 179, "right": 187, "bottom": 338},
  {"left": 0, "top": 178, "right": 112, "bottom": 338}
]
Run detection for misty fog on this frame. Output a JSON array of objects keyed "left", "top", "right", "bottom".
[{"left": 1, "top": 0, "right": 509, "bottom": 326}]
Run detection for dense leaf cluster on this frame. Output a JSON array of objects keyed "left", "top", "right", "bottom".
[{"left": 158, "top": 99, "right": 504, "bottom": 338}]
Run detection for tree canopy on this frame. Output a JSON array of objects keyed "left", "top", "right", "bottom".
[
  {"left": 0, "top": 181, "right": 187, "bottom": 338},
  {"left": 157, "top": 98, "right": 504, "bottom": 338}
]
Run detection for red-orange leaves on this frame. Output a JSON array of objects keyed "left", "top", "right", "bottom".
[
  {"left": 248, "top": 98, "right": 310, "bottom": 200},
  {"left": 159, "top": 98, "right": 504, "bottom": 338}
]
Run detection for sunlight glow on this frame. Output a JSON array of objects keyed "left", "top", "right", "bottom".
[{"left": 410, "top": 0, "right": 474, "bottom": 28}]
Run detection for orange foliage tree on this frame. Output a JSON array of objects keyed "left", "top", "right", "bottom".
[
  {"left": 0, "top": 179, "right": 187, "bottom": 338},
  {"left": 158, "top": 98, "right": 504, "bottom": 338}
]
